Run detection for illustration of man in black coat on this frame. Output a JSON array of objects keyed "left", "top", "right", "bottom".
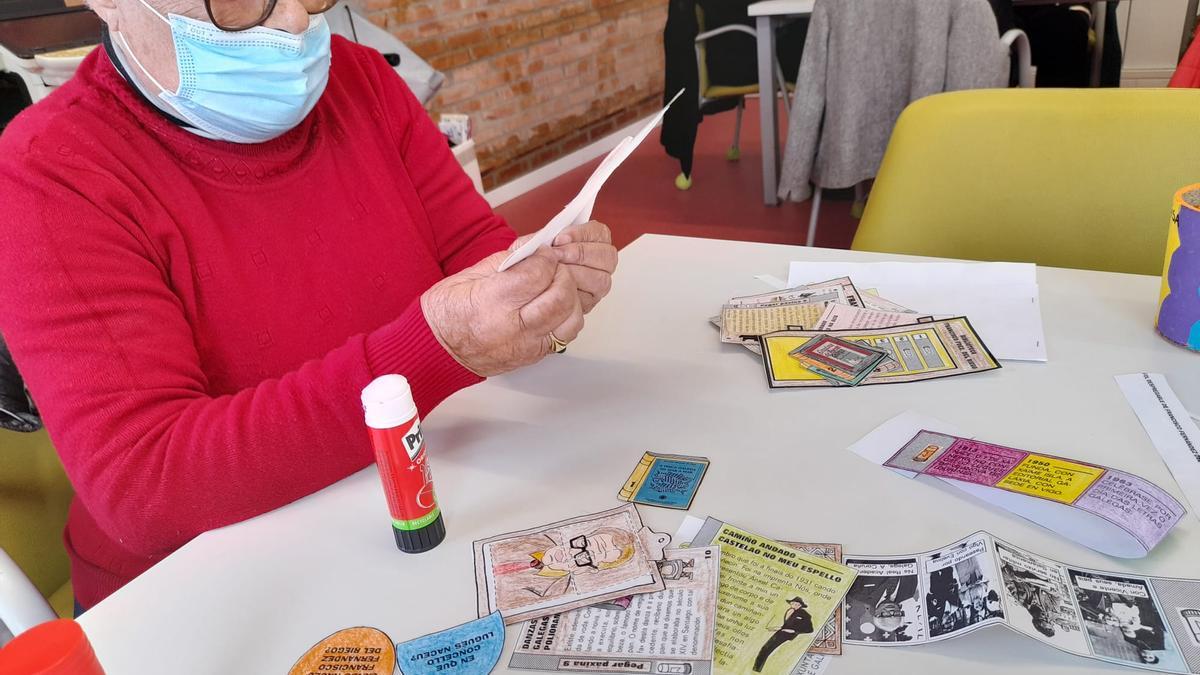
[{"left": 753, "top": 596, "right": 814, "bottom": 672}]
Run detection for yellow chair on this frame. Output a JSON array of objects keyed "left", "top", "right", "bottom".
[
  {"left": 0, "top": 429, "right": 74, "bottom": 619},
  {"left": 852, "top": 89, "right": 1200, "bottom": 276}
]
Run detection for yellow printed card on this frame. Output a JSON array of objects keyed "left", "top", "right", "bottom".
[
  {"left": 996, "top": 455, "right": 1104, "bottom": 503},
  {"left": 690, "top": 518, "right": 856, "bottom": 674},
  {"left": 759, "top": 317, "right": 1000, "bottom": 388}
]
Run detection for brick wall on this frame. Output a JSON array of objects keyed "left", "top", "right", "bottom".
[{"left": 352, "top": 0, "right": 668, "bottom": 190}]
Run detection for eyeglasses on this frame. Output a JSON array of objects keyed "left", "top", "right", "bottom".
[
  {"left": 205, "top": 0, "right": 338, "bottom": 32},
  {"left": 569, "top": 535, "right": 597, "bottom": 569}
]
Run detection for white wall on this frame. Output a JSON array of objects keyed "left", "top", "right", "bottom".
[{"left": 1117, "top": 0, "right": 1189, "bottom": 86}]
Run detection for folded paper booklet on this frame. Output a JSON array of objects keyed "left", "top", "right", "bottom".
[
  {"left": 759, "top": 317, "right": 1000, "bottom": 388},
  {"left": 509, "top": 546, "right": 720, "bottom": 674},
  {"left": 473, "top": 505, "right": 671, "bottom": 625},
  {"left": 850, "top": 412, "right": 1187, "bottom": 558},
  {"left": 617, "top": 451, "right": 710, "bottom": 510},
  {"left": 842, "top": 531, "right": 1200, "bottom": 674},
  {"left": 689, "top": 518, "right": 857, "bottom": 674}
]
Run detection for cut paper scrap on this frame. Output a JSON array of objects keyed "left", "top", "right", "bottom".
[
  {"left": 842, "top": 531, "right": 1200, "bottom": 675},
  {"left": 394, "top": 612, "right": 504, "bottom": 675},
  {"left": 1116, "top": 373, "right": 1200, "bottom": 521},
  {"left": 813, "top": 302, "right": 932, "bottom": 331},
  {"left": 850, "top": 411, "right": 1187, "bottom": 558},
  {"left": 509, "top": 546, "right": 720, "bottom": 675},
  {"left": 289, "top": 626, "right": 395, "bottom": 675},
  {"left": 498, "top": 89, "right": 684, "bottom": 272}
]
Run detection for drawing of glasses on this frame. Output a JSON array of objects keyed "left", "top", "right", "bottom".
[{"left": 569, "top": 535, "right": 598, "bottom": 569}]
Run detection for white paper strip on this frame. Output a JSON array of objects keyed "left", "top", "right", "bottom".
[
  {"left": 1115, "top": 372, "right": 1200, "bottom": 520},
  {"left": 497, "top": 89, "right": 684, "bottom": 272}
]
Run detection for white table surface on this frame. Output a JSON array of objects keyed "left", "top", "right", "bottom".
[{"left": 79, "top": 235, "right": 1200, "bottom": 674}]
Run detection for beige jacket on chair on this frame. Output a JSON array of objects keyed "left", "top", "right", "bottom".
[{"left": 778, "top": 0, "right": 1009, "bottom": 202}]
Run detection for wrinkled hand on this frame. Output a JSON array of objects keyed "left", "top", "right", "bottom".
[
  {"left": 421, "top": 248, "right": 583, "bottom": 377},
  {"left": 551, "top": 221, "right": 617, "bottom": 313}
]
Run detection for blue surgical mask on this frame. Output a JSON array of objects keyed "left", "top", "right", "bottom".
[{"left": 117, "top": 0, "right": 331, "bottom": 144}]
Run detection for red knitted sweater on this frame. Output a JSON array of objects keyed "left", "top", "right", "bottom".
[{"left": 0, "top": 37, "right": 514, "bottom": 607}]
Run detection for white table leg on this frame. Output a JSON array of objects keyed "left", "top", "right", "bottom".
[
  {"left": 1090, "top": 1, "right": 1106, "bottom": 87},
  {"left": 756, "top": 15, "right": 779, "bottom": 206}
]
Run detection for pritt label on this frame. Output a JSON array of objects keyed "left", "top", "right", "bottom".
[{"left": 368, "top": 415, "right": 439, "bottom": 528}]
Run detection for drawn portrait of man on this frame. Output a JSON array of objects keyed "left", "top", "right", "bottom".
[
  {"left": 753, "top": 596, "right": 814, "bottom": 672},
  {"left": 492, "top": 527, "right": 639, "bottom": 602}
]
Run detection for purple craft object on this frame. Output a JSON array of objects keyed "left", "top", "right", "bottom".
[{"left": 1157, "top": 190, "right": 1200, "bottom": 350}]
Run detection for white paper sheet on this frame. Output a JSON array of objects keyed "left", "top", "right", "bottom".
[
  {"left": 1115, "top": 373, "right": 1200, "bottom": 520},
  {"left": 497, "top": 89, "right": 684, "bottom": 272},
  {"left": 786, "top": 262, "right": 1046, "bottom": 362}
]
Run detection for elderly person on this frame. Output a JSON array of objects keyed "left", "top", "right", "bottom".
[{"left": 0, "top": 0, "right": 617, "bottom": 613}]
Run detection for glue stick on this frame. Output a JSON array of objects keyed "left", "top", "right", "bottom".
[
  {"left": 0, "top": 619, "right": 106, "bottom": 674},
  {"left": 361, "top": 374, "right": 445, "bottom": 553}
]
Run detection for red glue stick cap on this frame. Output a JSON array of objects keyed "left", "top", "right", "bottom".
[{"left": 0, "top": 619, "right": 106, "bottom": 675}]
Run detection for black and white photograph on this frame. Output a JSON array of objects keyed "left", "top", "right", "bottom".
[
  {"left": 843, "top": 557, "right": 924, "bottom": 643},
  {"left": 924, "top": 536, "right": 1004, "bottom": 638},
  {"left": 995, "top": 541, "right": 1089, "bottom": 654},
  {"left": 1151, "top": 578, "right": 1200, "bottom": 673},
  {"left": 1069, "top": 569, "right": 1188, "bottom": 671}
]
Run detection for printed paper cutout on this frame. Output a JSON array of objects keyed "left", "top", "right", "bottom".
[
  {"left": 789, "top": 334, "right": 888, "bottom": 386},
  {"left": 813, "top": 303, "right": 932, "bottom": 331},
  {"left": 850, "top": 412, "right": 1187, "bottom": 558},
  {"left": 289, "top": 627, "right": 395, "bottom": 675},
  {"left": 719, "top": 277, "right": 866, "bottom": 345},
  {"left": 760, "top": 318, "right": 1000, "bottom": 388},
  {"left": 690, "top": 517, "right": 857, "bottom": 674},
  {"left": 474, "top": 504, "right": 671, "bottom": 625},
  {"left": 842, "top": 531, "right": 1200, "bottom": 674},
  {"left": 1116, "top": 373, "right": 1200, "bottom": 520},
  {"left": 510, "top": 546, "right": 720, "bottom": 674},
  {"left": 617, "top": 451, "right": 710, "bottom": 510},
  {"left": 394, "top": 612, "right": 504, "bottom": 675}
]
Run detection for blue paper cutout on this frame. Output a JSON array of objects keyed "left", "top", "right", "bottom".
[
  {"left": 395, "top": 611, "right": 504, "bottom": 675},
  {"left": 633, "top": 458, "right": 707, "bottom": 508}
]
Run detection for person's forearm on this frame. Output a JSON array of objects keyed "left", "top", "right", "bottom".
[{"left": 20, "top": 299, "right": 477, "bottom": 558}]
